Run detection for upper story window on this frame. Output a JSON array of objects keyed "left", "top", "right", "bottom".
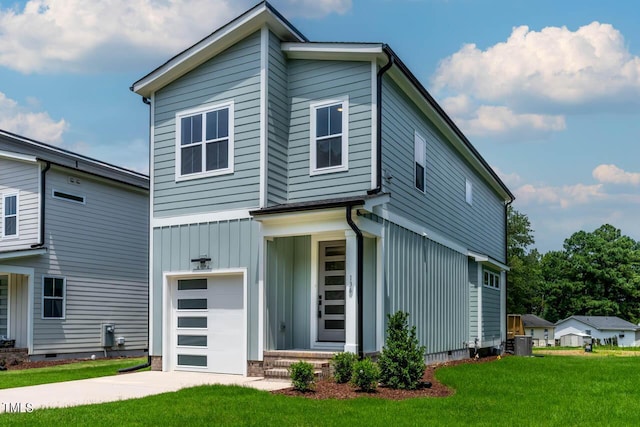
[
  {"left": 414, "top": 133, "right": 426, "bottom": 192},
  {"left": 465, "top": 179, "right": 473, "bottom": 205},
  {"left": 175, "top": 102, "right": 234, "bottom": 181},
  {"left": 2, "top": 193, "right": 18, "bottom": 238},
  {"left": 42, "top": 276, "right": 65, "bottom": 319},
  {"left": 310, "top": 98, "right": 349, "bottom": 175},
  {"left": 483, "top": 270, "right": 500, "bottom": 289}
]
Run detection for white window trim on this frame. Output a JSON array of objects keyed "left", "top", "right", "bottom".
[
  {"left": 414, "top": 132, "right": 426, "bottom": 193},
  {"left": 175, "top": 101, "right": 235, "bottom": 182},
  {"left": 2, "top": 192, "right": 19, "bottom": 239},
  {"left": 465, "top": 179, "right": 473, "bottom": 205},
  {"left": 309, "top": 96, "right": 349, "bottom": 175},
  {"left": 52, "top": 188, "right": 86, "bottom": 205},
  {"left": 41, "top": 276, "right": 66, "bottom": 320},
  {"left": 483, "top": 269, "right": 500, "bottom": 290}
]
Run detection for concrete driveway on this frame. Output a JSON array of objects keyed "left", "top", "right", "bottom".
[{"left": 0, "top": 371, "right": 291, "bottom": 413}]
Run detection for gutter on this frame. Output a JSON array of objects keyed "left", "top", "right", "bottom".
[
  {"left": 30, "top": 161, "right": 51, "bottom": 249},
  {"left": 368, "top": 48, "right": 394, "bottom": 195},
  {"left": 345, "top": 204, "right": 364, "bottom": 358}
]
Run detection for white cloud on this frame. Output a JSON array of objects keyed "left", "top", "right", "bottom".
[
  {"left": 0, "top": 0, "right": 351, "bottom": 74},
  {"left": 515, "top": 183, "right": 605, "bottom": 209},
  {"left": 492, "top": 167, "right": 523, "bottom": 188},
  {"left": 593, "top": 164, "right": 640, "bottom": 185},
  {"left": 0, "top": 92, "right": 68, "bottom": 143}
]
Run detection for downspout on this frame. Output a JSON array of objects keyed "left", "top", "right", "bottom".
[
  {"left": 346, "top": 205, "right": 364, "bottom": 358},
  {"left": 120, "top": 95, "right": 152, "bottom": 373},
  {"left": 30, "top": 161, "right": 51, "bottom": 248},
  {"left": 368, "top": 48, "right": 394, "bottom": 195}
]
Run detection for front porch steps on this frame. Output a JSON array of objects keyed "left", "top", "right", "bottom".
[{"left": 263, "top": 350, "right": 336, "bottom": 381}]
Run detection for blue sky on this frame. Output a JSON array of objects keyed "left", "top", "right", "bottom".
[{"left": 1, "top": 0, "right": 639, "bottom": 253}]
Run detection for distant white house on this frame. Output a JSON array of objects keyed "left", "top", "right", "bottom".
[
  {"left": 522, "top": 314, "right": 555, "bottom": 347},
  {"left": 555, "top": 316, "right": 640, "bottom": 347}
]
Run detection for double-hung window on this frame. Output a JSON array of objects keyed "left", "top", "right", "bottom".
[
  {"left": 176, "top": 102, "right": 234, "bottom": 180},
  {"left": 414, "top": 133, "right": 426, "bottom": 192},
  {"left": 43, "top": 276, "right": 65, "bottom": 319},
  {"left": 2, "top": 193, "right": 18, "bottom": 238},
  {"left": 310, "top": 98, "right": 348, "bottom": 174}
]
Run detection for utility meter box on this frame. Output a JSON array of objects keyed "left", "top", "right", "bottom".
[{"left": 102, "top": 323, "right": 115, "bottom": 347}]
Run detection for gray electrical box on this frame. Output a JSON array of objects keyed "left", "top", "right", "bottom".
[{"left": 102, "top": 323, "right": 115, "bottom": 347}]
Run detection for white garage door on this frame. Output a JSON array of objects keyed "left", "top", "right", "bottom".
[{"left": 172, "top": 275, "right": 245, "bottom": 374}]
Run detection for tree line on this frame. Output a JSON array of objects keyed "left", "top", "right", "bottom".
[{"left": 507, "top": 206, "right": 640, "bottom": 324}]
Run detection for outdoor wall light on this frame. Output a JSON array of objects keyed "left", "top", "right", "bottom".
[{"left": 191, "top": 256, "right": 212, "bottom": 270}]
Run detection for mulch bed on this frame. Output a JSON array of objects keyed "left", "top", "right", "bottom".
[{"left": 272, "top": 355, "right": 501, "bottom": 400}]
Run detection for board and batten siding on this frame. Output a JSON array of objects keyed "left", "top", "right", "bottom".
[
  {"left": 152, "top": 218, "right": 261, "bottom": 358},
  {"left": 287, "top": 59, "right": 372, "bottom": 202},
  {"left": 267, "top": 31, "right": 290, "bottom": 206},
  {"left": 383, "top": 220, "right": 469, "bottom": 356},
  {"left": 153, "top": 31, "right": 262, "bottom": 217},
  {"left": 5, "top": 167, "right": 148, "bottom": 355},
  {"left": 381, "top": 76, "right": 505, "bottom": 261},
  {"left": 0, "top": 158, "right": 39, "bottom": 251}
]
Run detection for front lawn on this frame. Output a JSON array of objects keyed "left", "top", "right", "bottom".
[
  {"left": 2, "top": 355, "right": 639, "bottom": 426},
  {"left": 0, "top": 357, "right": 147, "bottom": 390}
]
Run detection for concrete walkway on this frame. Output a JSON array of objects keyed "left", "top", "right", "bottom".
[{"left": 0, "top": 371, "right": 291, "bottom": 413}]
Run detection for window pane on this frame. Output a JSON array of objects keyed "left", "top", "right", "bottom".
[
  {"left": 325, "top": 245, "right": 345, "bottom": 256},
  {"left": 54, "top": 279, "right": 64, "bottom": 298},
  {"left": 206, "top": 140, "right": 228, "bottom": 171},
  {"left": 44, "top": 278, "right": 54, "bottom": 297},
  {"left": 44, "top": 299, "right": 63, "bottom": 318},
  {"left": 177, "top": 299, "right": 207, "bottom": 309},
  {"left": 325, "top": 305, "right": 345, "bottom": 315},
  {"left": 325, "top": 276, "right": 345, "bottom": 286},
  {"left": 5, "top": 196, "right": 16, "bottom": 215},
  {"left": 415, "top": 163, "right": 424, "bottom": 191},
  {"left": 329, "top": 104, "right": 342, "bottom": 135},
  {"left": 325, "top": 320, "right": 344, "bottom": 330},
  {"left": 178, "top": 317, "right": 207, "bottom": 328},
  {"left": 325, "top": 290, "right": 345, "bottom": 300},
  {"left": 325, "top": 261, "right": 345, "bottom": 271},
  {"left": 5, "top": 217, "right": 16, "bottom": 236},
  {"left": 181, "top": 117, "right": 192, "bottom": 145},
  {"left": 181, "top": 115, "right": 202, "bottom": 145},
  {"left": 177, "top": 354, "right": 207, "bottom": 367},
  {"left": 177, "top": 335, "right": 207, "bottom": 347},
  {"left": 316, "top": 107, "right": 329, "bottom": 137},
  {"left": 178, "top": 279, "right": 207, "bottom": 291},
  {"left": 52, "top": 300, "right": 63, "bottom": 317},
  {"left": 181, "top": 145, "right": 202, "bottom": 175},
  {"left": 206, "top": 110, "right": 218, "bottom": 140},
  {"left": 316, "top": 137, "right": 342, "bottom": 169}
]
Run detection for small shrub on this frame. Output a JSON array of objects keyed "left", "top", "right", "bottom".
[
  {"left": 331, "top": 352, "right": 358, "bottom": 383},
  {"left": 350, "top": 358, "right": 380, "bottom": 392},
  {"left": 378, "top": 310, "right": 426, "bottom": 390},
  {"left": 289, "top": 361, "right": 315, "bottom": 392}
]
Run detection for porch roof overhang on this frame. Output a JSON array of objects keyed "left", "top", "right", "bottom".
[
  {"left": 467, "top": 250, "right": 510, "bottom": 271},
  {"left": 0, "top": 247, "right": 47, "bottom": 261},
  {"left": 250, "top": 194, "right": 389, "bottom": 217}
]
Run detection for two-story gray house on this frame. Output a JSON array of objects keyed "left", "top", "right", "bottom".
[
  {"left": 0, "top": 130, "right": 149, "bottom": 361},
  {"left": 132, "top": 1, "right": 514, "bottom": 375}
]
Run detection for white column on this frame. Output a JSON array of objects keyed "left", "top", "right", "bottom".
[
  {"left": 477, "top": 265, "right": 483, "bottom": 348},
  {"left": 344, "top": 230, "right": 358, "bottom": 354}
]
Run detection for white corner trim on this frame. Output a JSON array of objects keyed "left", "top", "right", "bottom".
[
  {"left": 149, "top": 92, "right": 156, "bottom": 355},
  {"left": 259, "top": 26, "right": 268, "bottom": 208},
  {"left": 370, "top": 60, "right": 378, "bottom": 189},
  {"left": 152, "top": 208, "right": 254, "bottom": 228}
]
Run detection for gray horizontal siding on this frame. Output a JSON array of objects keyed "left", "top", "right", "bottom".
[
  {"left": 151, "top": 218, "right": 260, "bottom": 358},
  {"left": 153, "top": 31, "right": 262, "bottom": 217},
  {"left": 381, "top": 76, "right": 505, "bottom": 261},
  {"left": 0, "top": 158, "right": 39, "bottom": 251},
  {"left": 267, "top": 31, "right": 289, "bottom": 206},
  {"left": 287, "top": 59, "right": 372, "bottom": 202},
  {"left": 383, "top": 219, "right": 469, "bottom": 355},
  {"left": 482, "top": 286, "right": 501, "bottom": 342}
]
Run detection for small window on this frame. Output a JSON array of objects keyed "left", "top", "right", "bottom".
[
  {"left": 176, "top": 102, "right": 234, "bottom": 180},
  {"left": 2, "top": 193, "right": 18, "bottom": 238},
  {"left": 43, "top": 277, "right": 65, "bottom": 319},
  {"left": 310, "top": 98, "right": 348, "bottom": 174},
  {"left": 414, "top": 133, "right": 426, "bottom": 192},
  {"left": 483, "top": 270, "right": 500, "bottom": 289},
  {"left": 585, "top": 329, "right": 591, "bottom": 336},
  {"left": 465, "top": 179, "right": 473, "bottom": 205},
  {"left": 52, "top": 189, "right": 86, "bottom": 204}
]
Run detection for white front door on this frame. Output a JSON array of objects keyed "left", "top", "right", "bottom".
[
  {"left": 172, "top": 275, "right": 245, "bottom": 374},
  {"left": 317, "top": 240, "right": 346, "bottom": 342}
]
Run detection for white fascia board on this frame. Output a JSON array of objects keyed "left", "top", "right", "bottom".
[
  {"left": 385, "top": 67, "right": 512, "bottom": 202},
  {"left": 467, "top": 250, "right": 509, "bottom": 270},
  {"left": 281, "top": 42, "right": 384, "bottom": 61},
  {"left": 0, "top": 150, "right": 37, "bottom": 164},
  {"left": 133, "top": 6, "right": 305, "bottom": 97}
]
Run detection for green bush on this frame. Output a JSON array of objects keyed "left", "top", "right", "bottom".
[
  {"left": 331, "top": 352, "right": 358, "bottom": 383},
  {"left": 378, "top": 311, "right": 426, "bottom": 390},
  {"left": 350, "top": 358, "right": 380, "bottom": 392},
  {"left": 289, "top": 361, "right": 315, "bottom": 392}
]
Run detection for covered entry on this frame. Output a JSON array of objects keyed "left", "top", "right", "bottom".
[
  {"left": 0, "top": 269, "right": 32, "bottom": 350},
  {"left": 165, "top": 271, "right": 246, "bottom": 374}
]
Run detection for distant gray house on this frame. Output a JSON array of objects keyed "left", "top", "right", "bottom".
[
  {"left": 0, "top": 130, "right": 149, "bottom": 360},
  {"left": 522, "top": 314, "right": 555, "bottom": 347},
  {"left": 131, "top": 1, "right": 514, "bottom": 375},
  {"left": 555, "top": 315, "right": 640, "bottom": 347}
]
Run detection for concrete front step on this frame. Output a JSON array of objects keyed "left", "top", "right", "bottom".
[
  {"left": 264, "top": 367, "right": 323, "bottom": 380},
  {"left": 272, "top": 358, "right": 329, "bottom": 369}
]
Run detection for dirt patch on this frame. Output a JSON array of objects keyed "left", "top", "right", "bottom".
[{"left": 272, "top": 355, "right": 500, "bottom": 400}]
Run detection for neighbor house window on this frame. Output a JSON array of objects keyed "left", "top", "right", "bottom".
[
  {"left": 414, "top": 133, "right": 426, "bottom": 192},
  {"left": 43, "top": 277, "right": 65, "bottom": 319},
  {"left": 465, "top": 179, "right": 473, "bottom": 205},
  {"left": 2, "top": 193, "right": 18, "bottom": 238},
  {"left": 310, "top": 98, "right": 348, "bottom": 174},
  {"left": 483, "top": 270, "right": 500, "bottom": 289},
  {"left": 175, "top": 102, "right": 234, "bottom": 180}
]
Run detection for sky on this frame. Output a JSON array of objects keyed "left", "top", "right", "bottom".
[{"left": 1, "top": 0, "right": 639, "bottom": 253}]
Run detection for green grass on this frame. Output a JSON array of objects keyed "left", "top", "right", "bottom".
[
  {"left": 0, "top": 357, "right": 147, "bottom": 390},
  {"left": 2, "top": 356, "right": 640, "bottom": 426}
]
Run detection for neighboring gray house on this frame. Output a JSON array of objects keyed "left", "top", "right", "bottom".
[
  {"left": 132, "top": 1, "right": 514, "bottom": 375},
  {"left": 555, "top": 316, "right": 640, "bottom": 347},
  {"left": 0, "top": 130, "right": 149, "bottom": 360},
  {"left": 522, "top": 314, "right": 555, "bottom": 347}
]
